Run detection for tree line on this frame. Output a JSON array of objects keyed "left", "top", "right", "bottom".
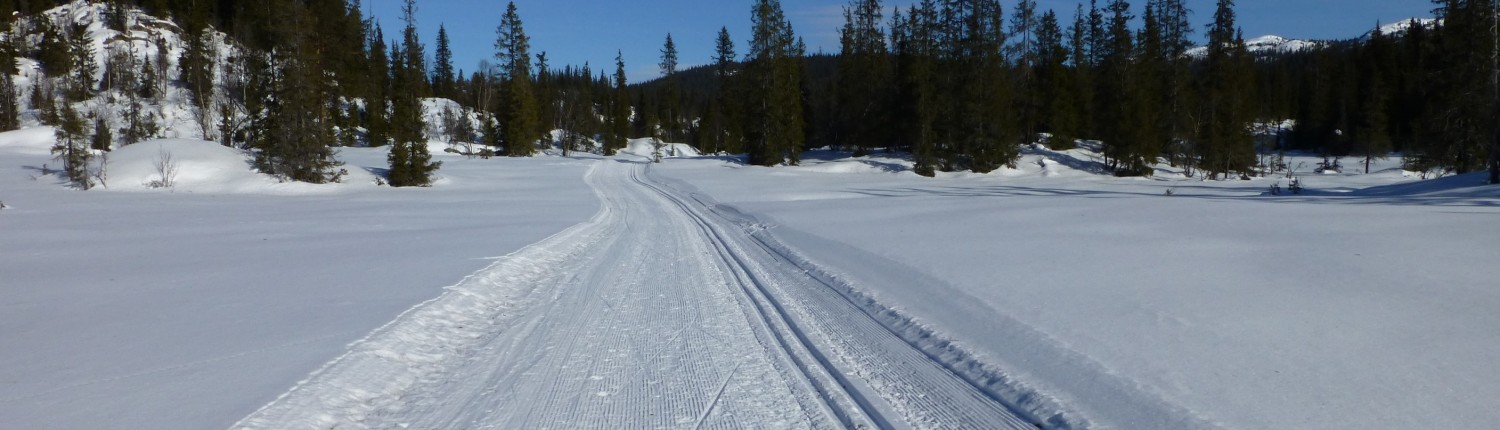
[{"left": 3, "top": 0, "right": 1497, "bottom": 187}]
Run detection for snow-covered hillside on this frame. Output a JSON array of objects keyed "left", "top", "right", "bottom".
[{"left": 1188, "top": 34, "right": 1324, "bottom": 57}]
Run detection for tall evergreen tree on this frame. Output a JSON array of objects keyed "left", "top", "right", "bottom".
[
  {"left": 248, "top": 2, "right": 342, "bottom": 183},
  {"left": 604, "top": 51, "right": 630, "bottom": 156},
  {"left": 433, "top": 24, "right": 456, "bottom": 100},
  {"left": 388, "top": 0, "right": 440, "bottom": 186},
  {"left": 496, "top": 1, "right": 540, "bottom": 156},
  {"left": 744, "top": 0, "right": 805, "bottom": 166},
  {"left": 1198, "top": 0, "right": 1256, "bottom": 178},
  {"left": 0, "top": 21, "right": 19, "bottom": 132},
  {"left": 893, "top": 1, "right": 941, "bottom": 175},
  {"left": 1035, "top": 9, "right": 1078, "bottom": 148},
  {"left": 1009, "top": 0, "right": 1040, "bottom": 144},
  {"left": 706, "top": 27, "right": 744, "bottom": 155},
  {"left": 1424, "top": 0, "right": 1499, "bottom": 181},
  {"left": 366, "top": 24, "right": 391, "bottom": 147},
  {"left": 835, "top": 0, "right": 891, "bottom": 155},
  {"left": 658, "top": 33, "right": 680, "bottom": 142},
  {"left": 1094, "top": 0, "right": 1137, "bottom": 173},
  {"left": 51, "top": 100, "right": 91, "bottom": 189}
]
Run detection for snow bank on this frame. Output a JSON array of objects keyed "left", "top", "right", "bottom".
[
  {"left": 102, "top": 139, "right": 379, "bottom": 194},
  {"left": 620, "top": 137, "right": 700, "bottom": 159},
  {"left": 0, "top": 127, "right": 55, "bottom": 156}
]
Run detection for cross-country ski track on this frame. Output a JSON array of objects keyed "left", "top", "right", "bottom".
[{"left": 233, "top": 158, "right": 1052, "bottom": 430}]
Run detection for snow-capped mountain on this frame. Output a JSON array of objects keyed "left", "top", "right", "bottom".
[{"left": 1187, "top": 17, "right": 1435, "bottom": 58}]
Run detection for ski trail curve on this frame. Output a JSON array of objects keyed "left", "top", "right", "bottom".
[{"left": 233, "top": 159, "right": 1047, "bottom": 430}]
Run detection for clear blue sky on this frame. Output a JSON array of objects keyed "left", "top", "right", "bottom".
[{"left": 365, "top": 0, "right": 1436, "bottom": 84}]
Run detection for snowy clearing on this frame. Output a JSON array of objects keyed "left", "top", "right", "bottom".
[{"left": 4, "top": 128, "right": 1500, "bottom": 429}]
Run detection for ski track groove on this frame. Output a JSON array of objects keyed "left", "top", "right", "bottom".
[{"left": 231, "top": 159, "right": 1052, "bottom": 430}]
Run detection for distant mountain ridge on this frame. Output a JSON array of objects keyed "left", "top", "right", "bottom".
[{"left": 1186, "top": 17, "right": 1437, "bottom": 57}]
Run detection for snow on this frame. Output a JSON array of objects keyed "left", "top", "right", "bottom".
[
  {"left": 4, "top": 2, "right": 1498, "bottom": 428},
  {"left": 1187, "top": 34, "right": 1324, "bottom": 57},
  {"left": 0, "top": 129, "right": 599, "bottom": 430},
  {"left": 621, "top": 137, "right": 701, "bottom": 158},
  {"left": 654, "top": 150, "right": 1500, "bottom": 429}
]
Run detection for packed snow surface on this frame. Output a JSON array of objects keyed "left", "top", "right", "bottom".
[{"left": 4, "top": 126, "right": 1499, "bottom": 430}]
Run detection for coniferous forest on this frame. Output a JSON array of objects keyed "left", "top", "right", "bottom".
[{"left": 3, "top": 0, "right": 1498, "bottom": 186}]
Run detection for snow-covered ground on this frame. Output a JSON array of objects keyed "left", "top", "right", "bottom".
[
  {"left": 655, "top": 148, "right": 1500, "bottom": 429},
  {"left": 0, "top": 131, "right": 598, "bottom": 429},
  {"left": 4, "top": 126, "right": 1499, "bottom": 429}
]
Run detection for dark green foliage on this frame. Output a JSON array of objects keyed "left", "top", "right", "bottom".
[
  {"left": 604, "top": 51, "right": 629, "bottom": 155},
  {"left": 744, "top": 0, "right": 805, "bottom": 166},
  {"left": 658, "top": 33, "right": 681, "bottom": 142},
  {"left": 496, "top": 2, "right": 540, "bottom": 157},
  {"left": 387, "top": 0, "right": 440, "bottom": 187},
  {"left": 835, "top": 0, "right": 891, "bottom": 156},
  {"left": 433, "top": 25, "right": 455, "bottom": 100},
  {"left": 246, "top": 4, "right": 342, "bottom": 184},
  {"left": 51, "top": 101, "right": 91, "bottom": 189},
  {"left": 91, "top": 117, "right": 112, "bottom": 151},
  {"left": 1197, "top": 0, "right": 1256, "bottom": 179}
]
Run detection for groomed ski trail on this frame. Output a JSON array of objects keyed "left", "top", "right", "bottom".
[{"left": 233, "top": 159, "right": 1044, "bottom": 430}]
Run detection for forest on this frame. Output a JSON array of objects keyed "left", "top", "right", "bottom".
[{"left": 1, "top": 0, "right": 1497, "bottom": 187}]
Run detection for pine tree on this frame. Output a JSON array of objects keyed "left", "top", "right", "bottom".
[
  {"left": 366, "top": 25, "right": 391, "bottom": 147},
  {"left": 434, "top": 24, "right": 455, "bottom": 100},
  {"left": 179, "top": 26, "right": 217, "bottom": 138},
  {"left": 744, "top": 0, "right": 805, "bottom": 166},
  {"left": 1199, "top": 0, "right": 1256, "bottom": 179},
  {"left": 36, "top": 17, "right": 72, "bottom": 79},
  {"left": 496, "top": 1, "right": 540, "bottom": 157},
  {"left": 248, "top": 3, "right": 342, "bottom": 183},
  {"left": 835, "top": 0, "right": 891, "bottom": 155},
  {"left": 388, "top": 0, "right": 440, "bottom": 186},
  {"left": 65, "top": 23, "right": 97, "bottom": 102},
  {"left": 1352, "top": 26, "right": 1393, "bottom": 174},
  {"left": 1424, "top": 0, "right": 1499, "bottom": 180},
  {"left": 711, "top": 27, "right": 744, "bottom": 155},
  {"left": 51, "top": 101, "right": 92, "bottom": 189},
  {"left": 1035, "top": 9, "right": 1078, "bottom": 148},
  {"left": 658, "top": 33, "right": 681, "bottom": 142},
  {"left": 604, "top": 51, "right": 630, "bottom": 155},
  {"left": 893, "top": 1, "right": 941, "bottom": 175},
  {"left": 1010, "top": 0, "right": 1040, "bottom": 145},
  {"left": 1094, "top": 0, "right": 1136, "bottom": 173},
  {"left": 1150, "top": 0, "right": 1195, "bottom": 167},
  {"left": 0, "top": 25, "right": 19, "bottom": 132}
]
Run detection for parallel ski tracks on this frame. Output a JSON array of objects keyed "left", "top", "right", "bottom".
[
  {"left": 235, "top": 159, "right": 1049, "bottom": 430},
  {"left": 629, "top": 162, "right": 1041, "bottom": 430}
]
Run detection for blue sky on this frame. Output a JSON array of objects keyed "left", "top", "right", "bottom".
[{"left": 365, "top": 0, "right": 1436, "bottom": 84}]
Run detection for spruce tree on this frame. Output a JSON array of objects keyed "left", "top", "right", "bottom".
[
  {"left": 1199, "top": 0, "right": 1256, "bottom": 179},
  {"left": 50, "top": 101, "right": 91, "bottom": 189},
  {"left": 745, "top": 0, "right": 805, "bottom": 166},
  {"left": 366, "top": 25, "right": 392, "bottom": 147},
  {"left": 388, "top": 0, "right": 440, "bottom": 186},
  {"left": 604, "top": 51, "right": 630, "bottom": 156},
  {"left": 65, "top": 24, "right": 97, "bottom": 102},
  {"left": 893, "top": 1, "right": 941, "bottom": 175},
  {"left": 434, "top": 24, "right": 455, "bottom": 100},
  {"left": 1009, "top": 0, "right": 1040, "bottom": 145},
  {"left": 658, "top": 33, "right": 681, "bottom": 142},
  {"left": 1035, "top": 9, "right": 1078, "bottom": 148},
  {"left": 711, "top": 27, "right": 744, "bottom": 155},
  {"left": 835, "top": 0, "right": 891, "bottom": 155},
  {"left": 0, "top": 26, "right": 19, "bottom": 132},
  {"left": 1094, "top": 0, "right": 1136, "bottom": 173},
  {"left": 496, "top": 1, "right": 540, "bottom": 157},
  {"left": 1353, "top": 26, "right": 1393, "bottom": 174}
]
